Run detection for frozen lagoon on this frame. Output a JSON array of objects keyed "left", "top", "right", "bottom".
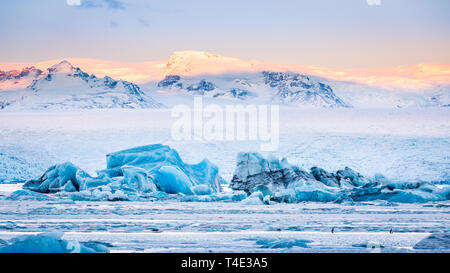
[
  {"left": 0, "top": 184, "right": 448, "bottom": 253},
  {"left": 0, "top": 108, "right": 449, "bottom": 252}
]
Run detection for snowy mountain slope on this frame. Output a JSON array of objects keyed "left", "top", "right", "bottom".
[
  {"left": 319, "top": 78, "right": 450, "bottom": 109},
  {"left": 428, "top": 85, "right": 450, "bottom": 107},
  {"left": 163, "top": 51, "right": 258, "bottom": 76},
  {"left": 0, "top": 61, "right": 164, "bottom": 110},
  {"left": 262, "top": 71, "right": 348, "bottom": 108},
  {"left": 0, "top": 66, "right": 43, "bottom": 91},
  {"left": 154, "top": 71, "right": 449, "bottom": 109},
  {"left": 160, "top": 51, "right": 450, "bottom": 90},
  {"left": 151, "top": 51, "right": 450, "bottom": 108},
  {"left": 156, "top": 71, "right": 349, "bottom": 108}
]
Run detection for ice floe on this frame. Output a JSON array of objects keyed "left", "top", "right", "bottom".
[
  {"left": 0, "top": 232, "right": 109, "bottom": 253},
  {"left": 240, "top": 238, "right": 313, "bottom": 249},
  {"left": 413, "top": 233, "right": 450, "bottom": 250},
  {"left": 6, "top": 189, "right": 55, "bottom": 201}
]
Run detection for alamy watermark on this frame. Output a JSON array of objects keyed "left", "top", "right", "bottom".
[
  {"left": 66, "top": 0, "right": 82, "bottom": 6},
  {"left": 366, "top": 0, "right": 381, "bottom": 6},
  {"left": 171, "top": 97, "right": 280, "bottom": 151}
]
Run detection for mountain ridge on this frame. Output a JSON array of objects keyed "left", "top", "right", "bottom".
[
  {"left": 1, "top": 53, "right": 449, "bottom": 109},
  {"left": 0, "top": 60, "right": 164, "bottom": 110}
]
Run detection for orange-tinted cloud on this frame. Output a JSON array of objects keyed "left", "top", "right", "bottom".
[{"left": 1, "top": 51, "right": 449, "bottom": 90}]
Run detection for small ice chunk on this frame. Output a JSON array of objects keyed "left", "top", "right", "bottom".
[
  {"left": 255, "top": 238, "right": 312, "bottom": 249},
  {"left": 241, "top": 191, "right": 265, "bottom": 205},
  {"left": 414, "top": 233, "right": 450, "bottom": 250},
  {"left": 121, "top": 166, "right": 157, "bottom": 192},
  {"left": 294, "top": 185, "right": 339, "bottom": 202},
  {"left": 7, "top": 190, "right": 55, "bottom": 201},
  {"left": 191, "top": 184, "right": 213, "bottom": 195},
  {"left": 108, "top": 190, "right": 128, "bottom": 201},
  {"left": 149, "top": 191, "right": 169, "bottom": 199}
]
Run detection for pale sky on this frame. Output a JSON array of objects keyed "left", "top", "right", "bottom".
[{"left": 1, "top": 0, "right": 450, "bottom": 68}]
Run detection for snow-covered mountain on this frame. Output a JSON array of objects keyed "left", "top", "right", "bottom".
[
  {"left": 0, "top": 61, "right": 164, "bottom": 110},
  {"left": 157, "top": 71, "right": 349, "bottom": 108},
  {"left": 164, "top": 51, "right": 258, "bottom": 76},
  {"left": 156, "top": 71, "right": 450, "bottom": 108},
  {"left": 0, "top": 66, "right": 43, "bottom": 90},
  {"left": 428, "top": 86, "right": 450, "bottom": 107},
  {"left": 149, "top": 51, "right": 450, "bottom": 108},
  {"left": 1, "top": 51, "right": 449, "bottom": 109}
]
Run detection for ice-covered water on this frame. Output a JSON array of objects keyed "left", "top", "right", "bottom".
[
  {"left": 0, "top": 190, "right": 448, "bottom": 252},
  {"left": 0, "top": 108, "right": 449, "bottom": 252}
]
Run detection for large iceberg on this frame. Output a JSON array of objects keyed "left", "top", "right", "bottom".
[
  {"left": 100, "top": 144, "right": 222, "bottom": 193},
  {"left": 21, "top": 144, "right": 224, "bottom": 200},
  {"left": 230, "top": 152, "right": 450, "bottom": 204},
  {"left": 230, "top": 153, "right": 315, "bottom": 193}
]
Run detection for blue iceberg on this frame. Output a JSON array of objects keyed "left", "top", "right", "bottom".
[
  {"left": 23, "top": 162, "right": 88, "bottom": 193},
  {"left": 231, "top": 152, "right": 450, "bottom": 204},
  {"left": 21, "top": 144, "right": 224, "bottom": 200},
  {"left": 7, "top": 190, "right": 55, "bottom": 201},
  {"left": 101, "top": 144, "right": 222, "bottom": 193},
  {"left": 0, "top": 232, "right": 109, "bottom": 253}
]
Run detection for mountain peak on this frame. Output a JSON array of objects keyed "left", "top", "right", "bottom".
[
  {"left": 168, "top": 50, "right": 234, "bottom": 61},
  {"left": 48, "top": 60, "right": 76, "bottom": 73},
  {"left": 165, "top": 50, "right": 254, "bottom": 76},
  {"left": 0, "top": 66, "right": 43, "bottom": 87}
]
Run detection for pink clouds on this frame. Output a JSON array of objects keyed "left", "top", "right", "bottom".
[{"left": 1, "top": 51, "right": 449, "bottom": 90}]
